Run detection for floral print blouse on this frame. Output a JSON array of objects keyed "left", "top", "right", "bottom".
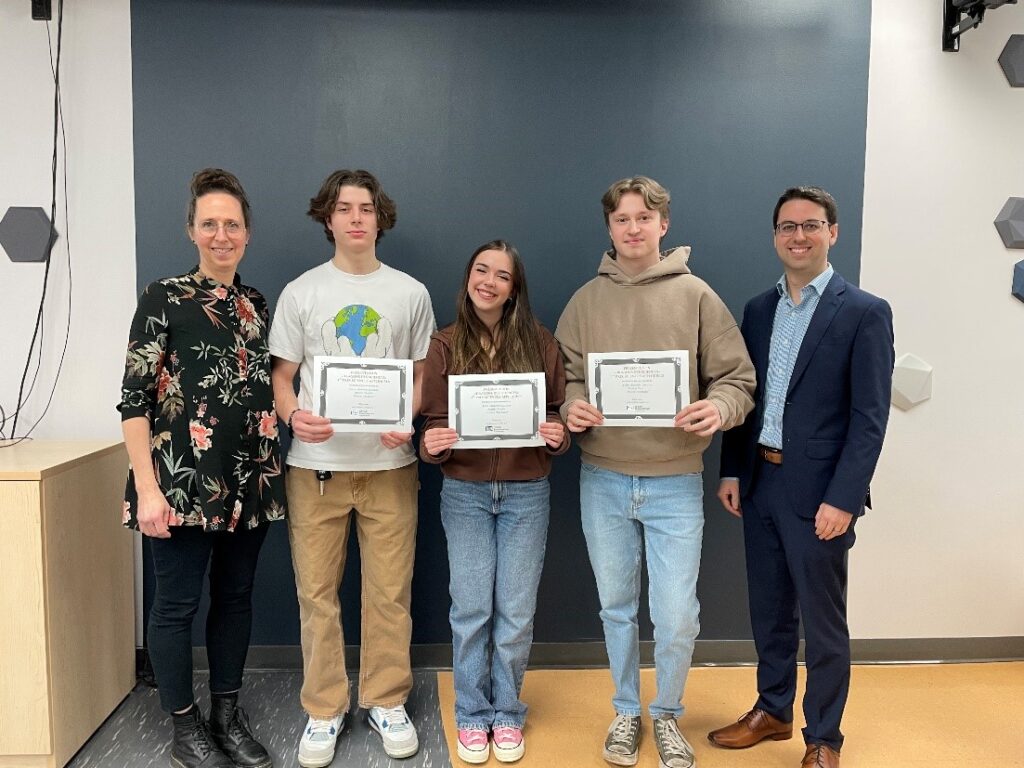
[{"left": 119, "top": 268, "right": 286, "bottom": 532}]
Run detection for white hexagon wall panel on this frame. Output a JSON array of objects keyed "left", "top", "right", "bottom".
[{"left": 891, "top": 353, "right": 933, "bottom": 411}]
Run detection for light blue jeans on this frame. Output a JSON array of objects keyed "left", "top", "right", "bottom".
[
  {"left": 440, "top": 476, "right": 550, "bottom": 730},
  {"left": 579, "top": 462, "right": 704, "bottom": 718}
]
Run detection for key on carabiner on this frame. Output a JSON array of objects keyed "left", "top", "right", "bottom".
[{"left": 316, "top": 469, "right": 332, "bottom": 496}]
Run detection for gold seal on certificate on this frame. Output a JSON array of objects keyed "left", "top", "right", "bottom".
[
  {"left": 449, "top": 372, "right": 546, "bottom": 449},
  {"left": 587, "top": 350, "right": 690, "bottom": 427},
  {"left": 313, "top": 355, "right": 413, "bottom": 432}
]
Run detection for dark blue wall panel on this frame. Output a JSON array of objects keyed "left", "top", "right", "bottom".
[{"left": 131, "top": 0, "right": 871, "bottom": 646}]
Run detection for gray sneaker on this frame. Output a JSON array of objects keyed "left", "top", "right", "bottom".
[
  {"left": 603, "top": 714, "right": 641, "bottom": 766},
  {"left": 653, "top": 715, "right": 695, "bottom": 768}
]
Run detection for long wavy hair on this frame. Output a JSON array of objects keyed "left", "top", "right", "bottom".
[{"left": 449, "top": 240, "right": 545, "bottom": 375}]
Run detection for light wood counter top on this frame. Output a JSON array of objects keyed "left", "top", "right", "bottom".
[{"left": 0, "top": 439, "right": 124, "bottom": 480}]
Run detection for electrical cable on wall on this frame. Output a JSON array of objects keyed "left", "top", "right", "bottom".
[{"left": 1, "top": 0, "right": 72, "bottom": 447}]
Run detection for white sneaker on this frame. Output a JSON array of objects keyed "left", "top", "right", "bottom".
[
  {"left": 297, "top": 714, "right": 344, "bottom": 768},
  {"left": 367, "top": 704, "right": 419, "bottom": 759}
]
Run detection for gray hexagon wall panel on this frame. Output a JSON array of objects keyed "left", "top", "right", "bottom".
[
  {"left": 0, "top": 206, "right": 55, "bottom": 262},
  {"left": 999, "top": 34, "right": 1024, "bottom": 87},
  {"left": 1013, "top": 261, "right": 1024, "bottom": 303},
  {"left": 994, "top": 197, "right": 1024, "bottom": 249},
  {"left": 891, "top": 353, "right": 933, "bottom": 411}
]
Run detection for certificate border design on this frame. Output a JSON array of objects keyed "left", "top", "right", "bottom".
[
  {"left": 317, "top": 359, "right": 409, "bottom": 427},
  {"left": 593, "top": 355, "right": 684, "bottom": 420},
  {"left": 452, "top": 377, "right": 541, "bottom": 443}
]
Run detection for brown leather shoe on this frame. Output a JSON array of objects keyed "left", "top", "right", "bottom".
[
  {"left": 801, "top": 743, "right": 840, "bottom": 768},
  {"left": 707, "top": 708, "right": 793, "bottom": 748}
]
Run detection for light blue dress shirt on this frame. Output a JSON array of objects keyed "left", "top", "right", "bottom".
[{"left": 757, "top": 265, "right": 834, "bottom": 449}]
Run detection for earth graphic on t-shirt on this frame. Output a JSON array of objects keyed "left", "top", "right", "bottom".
[
  {"left": 320, "top": 304, "right": 393, "bottom": 357},
  {"left": 335, "top": 305, "right": 380, "bottom": 355}
]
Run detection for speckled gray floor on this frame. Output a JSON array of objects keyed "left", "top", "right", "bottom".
[{"left": 67, "top": 671, "right": 451, "bottom": 768}]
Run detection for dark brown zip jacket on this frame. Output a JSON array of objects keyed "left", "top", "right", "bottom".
[{"left": 419, "top": 323, "right": 570, "bottom": 480}]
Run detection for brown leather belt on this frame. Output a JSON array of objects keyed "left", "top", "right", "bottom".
[{"left": 758, "top": 445, "right": 783, "bottom": 465}]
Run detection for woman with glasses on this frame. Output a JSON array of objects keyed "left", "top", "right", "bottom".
[
  {"left": 420, "top": 240, "right": 569, "bottom": 764},
  {"left": 119, "top": 168, "right": 285, "bottom": 768}
]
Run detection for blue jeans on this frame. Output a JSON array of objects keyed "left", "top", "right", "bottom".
[
  {"left": 579, "top": 463, "right": 704, "bottom": 718},
  {"left": 440, "top": 476, "right": 550, "bottom": 730}
]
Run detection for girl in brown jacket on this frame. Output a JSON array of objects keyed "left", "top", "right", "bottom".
[{"left": 420, "top": 240, "right": 569, "bottom": 764}]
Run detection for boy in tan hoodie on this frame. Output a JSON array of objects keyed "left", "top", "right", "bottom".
[{"left": 555, "top": 176, "right": 755, "bottom": 768}]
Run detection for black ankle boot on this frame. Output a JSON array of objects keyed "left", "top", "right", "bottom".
[
  {"left": 208, "top": 693, "right": 273, "bottom": 768},
  {"left": 171, "top": 705, "right": 235, "bottom": 768}
]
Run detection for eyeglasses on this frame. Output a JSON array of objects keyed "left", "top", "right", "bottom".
[
  {"left": 197, "top": 220, "right": 244, "bottom": 236},
  {"left": 775, "top": 220, "right": 830, "bottom": 236}
]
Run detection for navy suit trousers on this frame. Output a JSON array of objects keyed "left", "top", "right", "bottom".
[{"left": 742, "top": 461, "right": 855, "bottom": 751}]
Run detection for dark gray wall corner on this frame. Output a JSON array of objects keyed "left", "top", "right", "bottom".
[{"left": 131, "top": 0, "right": 872, "bottom": 647}]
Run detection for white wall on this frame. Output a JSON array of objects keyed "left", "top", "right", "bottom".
[
  {"left": 854, "top": 0, "right": 1024, "bottom": 638},
  {"left": 0, "top": 0, "right": 135, "bottom": 442}
]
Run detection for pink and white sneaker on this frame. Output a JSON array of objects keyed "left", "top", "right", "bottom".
[
  {"left": 492, "top": 726, "right": 525, "bottom": 763},
  {"left": 456, "top": 728, "right": 490, "bottom": 764}
]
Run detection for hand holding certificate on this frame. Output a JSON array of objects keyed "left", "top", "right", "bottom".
[
  {"left": 587, "top": 350, "right": 690, "bottom": 427},
  {"left": 449, "top": 372, "right": 546, "bottom": 448},
  {"left": 314, "top": 355, "right": 412, "bottom": 432}
]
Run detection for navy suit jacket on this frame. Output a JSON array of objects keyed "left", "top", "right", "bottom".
[{"left": 721, "top": 271, "right": 895, "bottom": 518}]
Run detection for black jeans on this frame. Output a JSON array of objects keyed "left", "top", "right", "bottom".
[{"left": 148, "top": 524, "right": 269, "bottom": 712}]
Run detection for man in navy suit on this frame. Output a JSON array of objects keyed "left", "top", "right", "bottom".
[{"left": 707, "top": 187, "right": 894, "bottom": 768}]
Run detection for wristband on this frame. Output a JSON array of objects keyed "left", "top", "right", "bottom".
[{"left": 287, "top": 408, "right": 301, "bottom": 437}]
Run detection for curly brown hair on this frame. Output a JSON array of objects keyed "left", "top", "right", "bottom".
[{"left": 307, "top": 169, "right": 397, "bottom": 243}]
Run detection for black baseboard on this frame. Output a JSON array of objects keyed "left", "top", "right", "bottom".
[{"left": 136, "top": 637, "right": 1024, "bottom": 676}]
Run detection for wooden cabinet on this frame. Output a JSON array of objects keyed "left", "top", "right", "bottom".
[{"left": 0, "top": 441, "right": 135, "bottom": 768}]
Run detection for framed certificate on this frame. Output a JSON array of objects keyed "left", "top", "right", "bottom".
[
  {"left": 587, "top": 350, "right": 690, "bottom": 427},
  {"left": 313, "top": 355, "right": 412, "bottom": 432},
  {"left": 449, "top": 372, "right": 546, "bottom": 449}
]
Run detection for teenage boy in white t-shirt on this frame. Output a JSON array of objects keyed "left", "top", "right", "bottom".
[{"left": 269, "top": 169, "right": 435, "bottom": 767}]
